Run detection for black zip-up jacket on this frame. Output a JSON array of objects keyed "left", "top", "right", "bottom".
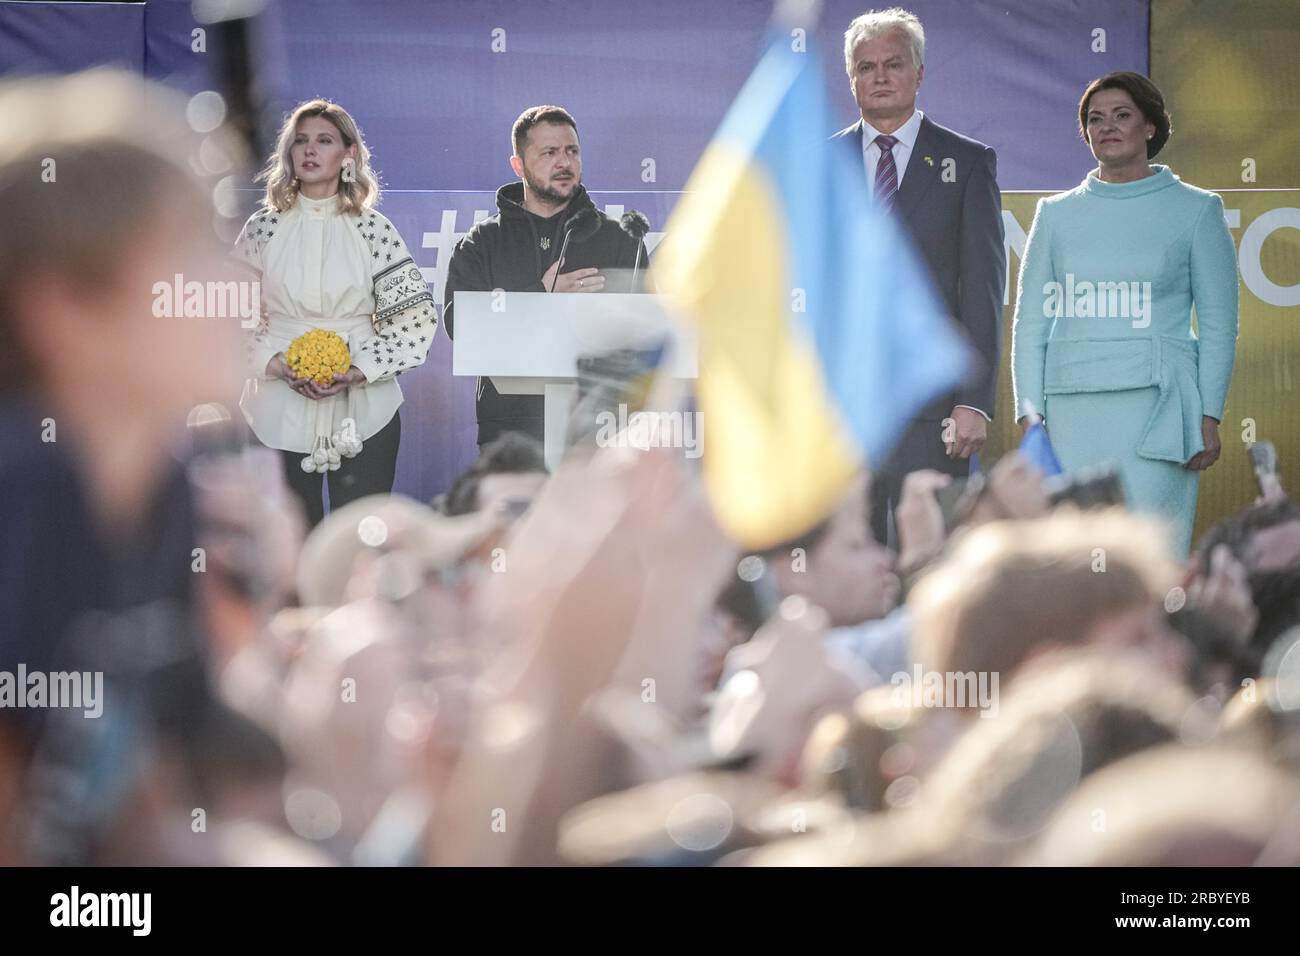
[{"left": 444, "top": 182, "right": 646, "bottom": 445}]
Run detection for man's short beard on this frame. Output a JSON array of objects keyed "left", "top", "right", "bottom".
[{"left": 524, "top": 169, "right": 578, "bottom": 207}]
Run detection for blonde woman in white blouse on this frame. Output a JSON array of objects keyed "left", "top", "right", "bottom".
[{"left": 234, "top": 100, "right": 435, "bottom": 526}]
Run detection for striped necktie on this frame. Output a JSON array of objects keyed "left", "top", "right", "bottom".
[{"left": 874, "top": 133, "right": 899, "bottom": 210}]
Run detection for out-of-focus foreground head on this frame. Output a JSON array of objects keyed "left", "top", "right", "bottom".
[
  {"left": 278, "top": 496, "right": 506, "bottom": 859},
  {"left": 1021, "top": 744, "right": 1300, "bottom": 866},
  {"left": 746, "top": 647, "right": 1212, "bottom": 867},
  {"left": 913, "top": 646, "right": 1207, "bottom": 864},
  {"left": 911, "top": 508, "right": 1186, "bottom": 682},
  {"left": 0, "top": 69, "right": 244, "bottom": 415},
  {"left": 441, "top": 432, "right": 550, "bottom": 519}
]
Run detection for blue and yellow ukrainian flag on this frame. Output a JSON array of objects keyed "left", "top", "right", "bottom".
[{"left": 654, "top": 31, "right": 972, "bottom": 549}]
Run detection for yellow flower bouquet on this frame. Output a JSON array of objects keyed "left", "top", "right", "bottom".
[{"left": 285, "top": 328, "right": 351, "bottom": 385}]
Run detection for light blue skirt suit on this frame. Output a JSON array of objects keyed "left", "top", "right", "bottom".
[{"left": 1011, "top": 166, "right": 1239, "bottom": 556}]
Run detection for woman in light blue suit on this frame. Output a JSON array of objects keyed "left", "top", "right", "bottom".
[{"left": 1011, "top": 72, "right": 1239, "bottom": 556}]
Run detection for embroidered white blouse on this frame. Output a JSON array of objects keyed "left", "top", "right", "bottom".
[{"left": 233, "top": 192, "right": 436, "bottom": 454}]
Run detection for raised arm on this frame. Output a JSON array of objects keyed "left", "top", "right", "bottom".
[{"left": 1189, "top": 193, "right": 1239, "bottom": 421}]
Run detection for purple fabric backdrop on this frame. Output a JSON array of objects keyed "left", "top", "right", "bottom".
[{"left": 0, "top": 1, "right": 143, "bottom": 74}]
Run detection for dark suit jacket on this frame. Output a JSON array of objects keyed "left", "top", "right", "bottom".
[{"left": 833, "top": 115, "right": 1005, "bottom": 431}]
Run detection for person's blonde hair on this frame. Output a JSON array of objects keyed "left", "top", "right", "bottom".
[
  {"left": 1021, "top": 744, "right": 1300, "bottom": 866},
  {"left": 918, "top": 646, "right": 1196, "bottom": 862},
  {"left": 757, "top": 647, "right": 1200, "bottom": 867},
  {"left": 258, "top": 99, "right": 379, "bottom": 215},
  {"left": 911, "top": 508, "right": 1179, "bottom": 679}
]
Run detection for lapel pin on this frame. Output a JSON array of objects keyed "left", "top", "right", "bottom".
[{"left": 924, "top": 156, "right": 934, "bottom": 166}]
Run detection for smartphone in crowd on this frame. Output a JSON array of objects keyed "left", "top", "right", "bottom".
[{"left": 1248, "top": 441, "right": 1279, "bottom": 497}]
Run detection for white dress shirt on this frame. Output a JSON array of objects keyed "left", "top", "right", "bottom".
[
  {"left": 860, "top": 108, "right": 990, "bottom": 422},
  {"left": 860, "top": 108, "right": 924, "bottom": 199}
]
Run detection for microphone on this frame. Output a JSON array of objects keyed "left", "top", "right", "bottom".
[
  {"left": 548, "top": 207, "right": 603, "bottom": 292},
  {"left": 619, "top": 210, "right": 650, "bottom": 289}
]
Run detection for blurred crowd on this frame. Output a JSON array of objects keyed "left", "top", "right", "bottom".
[{"left": 2, "top": 70, "right": 1299, "bottom": 867}]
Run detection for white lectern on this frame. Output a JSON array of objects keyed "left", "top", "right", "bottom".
[{"left": 452, "top": 292, "right": 698, "bottom": 470}]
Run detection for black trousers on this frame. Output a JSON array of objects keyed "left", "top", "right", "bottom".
[
  {"left": 279, "top": 410, "right": 401, "bottom": 529},
  {"left": 869, "top": 417, "right": 971, "bottom": 549}
]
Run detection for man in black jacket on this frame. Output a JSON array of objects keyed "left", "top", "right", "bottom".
[{"left": 445, "top": 105, "right": 646, "bottom": 446}]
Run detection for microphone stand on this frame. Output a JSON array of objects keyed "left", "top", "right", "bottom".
[
  {"left": 548, "top": 222, "right": 578, "bottom": 293},
  {"left": 630, "top": 245, "right": 644, "bottom": 290}
]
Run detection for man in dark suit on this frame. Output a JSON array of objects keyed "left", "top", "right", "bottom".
[{"left": 833, "top": 9, "right": 1006, "bottom": 547}]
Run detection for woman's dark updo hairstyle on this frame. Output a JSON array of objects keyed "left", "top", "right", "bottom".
[{"left": 1079, "top": 71, "right": 1173, "bottom": 159}]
